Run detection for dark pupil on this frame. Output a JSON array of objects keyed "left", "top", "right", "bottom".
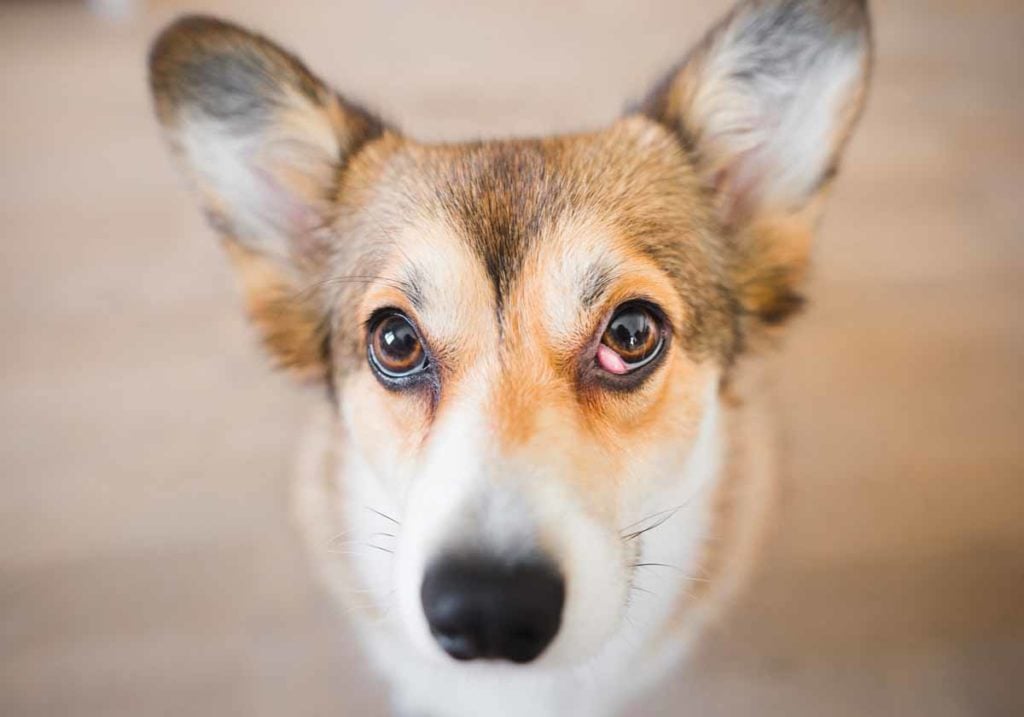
[
  {"left": 610, "top": 310, "right": 650, "bottom": 354},
  {"left": 381, "top": 318, "right": 418, "bottom": 360}
]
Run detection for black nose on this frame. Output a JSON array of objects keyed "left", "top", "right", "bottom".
[{"left": 421, "top": 556, "right": 565, "bottom": 663}]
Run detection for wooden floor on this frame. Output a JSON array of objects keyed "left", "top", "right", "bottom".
[{"left": 1, "top": 1, "right": 1022, "bottom": 715}]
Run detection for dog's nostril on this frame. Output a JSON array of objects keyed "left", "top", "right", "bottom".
[
  {"left": 421, "top": 556, "right": 565, "bottom": 664},
  {"left": 434, "top": 629, "right": 480, "bottom": 662}
]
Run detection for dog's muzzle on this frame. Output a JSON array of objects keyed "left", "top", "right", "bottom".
[{"left": 421, "top": 554, "right": 565, "bottom": 663}]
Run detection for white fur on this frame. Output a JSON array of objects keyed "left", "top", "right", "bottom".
[
  {"left": 687, "top": 4, "right": 867, "bottom": 210},
  {"left": 292, "top": 369, "right": 780, "bottom": 717},
  {"left": 176, "top": 91, "right": 339, "bottom": 259}
]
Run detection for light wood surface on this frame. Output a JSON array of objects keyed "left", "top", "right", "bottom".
[{"left": 1, "top": 1, "right": 1022, "bottom": 715}]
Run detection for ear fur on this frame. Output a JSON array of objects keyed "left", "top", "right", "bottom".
[
  {"left": 149, "top": 15, "right": 386, "bottom": 378},
  {"left": 641, "top": 0, "right": 871, "bottom": 327}
]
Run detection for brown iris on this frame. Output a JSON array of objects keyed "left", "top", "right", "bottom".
[
  {"left": 369, "top": 312, "right": 428, "bottom": 378},
  {"left": 600, "top": 303, "right": 663, "bottom": 369}
]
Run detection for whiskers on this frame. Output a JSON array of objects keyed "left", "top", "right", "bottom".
[
  {"left": 366, "top": 506, "right": 401, "bottom": 526},
  {"left": 626, "top": 561, "right": 710, "bottom": 609},
  {"left": 620, "top": 500, "right": 712, "bottom": 615},
  {"left": 619, "top": 504, "right": 685, "bottom": 543},
  {"left": 321, "top": 506, "right": 402, "bottom": 624},
  {"left": 292, "top": 274, "right": 410, "bottom": 304},
  {"left": 325, "top": 533, "right": 395, "bottom": 557},
  {"left": 324, "top": 506, "right": 402, "bottom": 557},
  {"left": 631, "top": 561, "right": 710, "bottom": 588}
]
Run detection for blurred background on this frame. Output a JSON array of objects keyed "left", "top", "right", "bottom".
[{"left": 1, "top": 0, "right": 1022, "bottom": 715}]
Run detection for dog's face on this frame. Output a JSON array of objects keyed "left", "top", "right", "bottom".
[
  {"left": 151, "top": 0, "right": 869, "bottom": 668},
  {"left": 331, "top": 125, "right": 737, "bottom": 663}
]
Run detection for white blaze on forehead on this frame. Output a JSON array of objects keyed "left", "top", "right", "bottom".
[
  {"left": 371, "top": 217, "right": 497, "bottom": 357},
  {"left": 530, "top": 214, "right": 625, "bottom": 340}
]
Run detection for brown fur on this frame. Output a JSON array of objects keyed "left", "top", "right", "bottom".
[
  {"left": 222, "top": 240, "right": 329, "bottom": 378},
  {"left": 148, "top": 4, "right": 871, "bottom": 699},
  {"left": 148, "top": 0, "right": 869, "bottom": 572}
]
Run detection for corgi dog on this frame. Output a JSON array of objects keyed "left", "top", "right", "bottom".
[{"left": 149, "top": 1, "right": 871, "bottom": 714}]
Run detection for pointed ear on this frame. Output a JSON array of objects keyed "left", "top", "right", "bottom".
[
  {"left": 641, "top": 0, "right": 871, "bottom": 325},
  {"left": 149, "top": 15, "right": 387, "bottom": 378}
]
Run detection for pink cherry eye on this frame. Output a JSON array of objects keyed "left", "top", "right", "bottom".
[{"left": 596, "top": 344, "right": 629, "bottom": 374}]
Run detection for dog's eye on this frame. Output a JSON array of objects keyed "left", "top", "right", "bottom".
[
  {"left": 597, "top": 304, "right": 664, "bottom": 375},
  {"left": 369, "top": 312, "right": 428, "bottom": 379}
]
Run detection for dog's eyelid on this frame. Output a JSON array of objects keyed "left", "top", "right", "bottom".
[
  {"left": 587, "top": 295, "right": 673, "bottom": 341},
  {"left": 361, "top": 302, "right": 420, "bottom": 336}
]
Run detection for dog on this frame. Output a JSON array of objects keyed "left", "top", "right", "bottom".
[{"left": 149, "top": 1, "right": 871, "bottom": 714}]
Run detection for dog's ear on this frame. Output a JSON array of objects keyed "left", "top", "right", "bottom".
[
  {"left": 149, "top": 15, "right": 386, "bottom": 379},
  {"left": 641, "top": 0, "right": 871, "bottom": 326}
]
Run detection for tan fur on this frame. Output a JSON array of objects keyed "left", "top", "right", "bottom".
[
  {"left": 149, "top": 3, "right": 871, "bottom": 712},
  {"left": 222, "top": 240, "right": 328, "bottom": 378}
]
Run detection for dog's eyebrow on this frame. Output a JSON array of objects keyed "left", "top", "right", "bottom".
[
  {"left": 579, "top": 263, "right": 615, "bottom": 310},
  {"left": 396, "top": 265, "right": 426, "bottom": 311}
]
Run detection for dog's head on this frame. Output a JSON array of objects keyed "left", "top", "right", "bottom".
[{"left": 151, "top": 0, "right": 870, "bottom": 669}]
